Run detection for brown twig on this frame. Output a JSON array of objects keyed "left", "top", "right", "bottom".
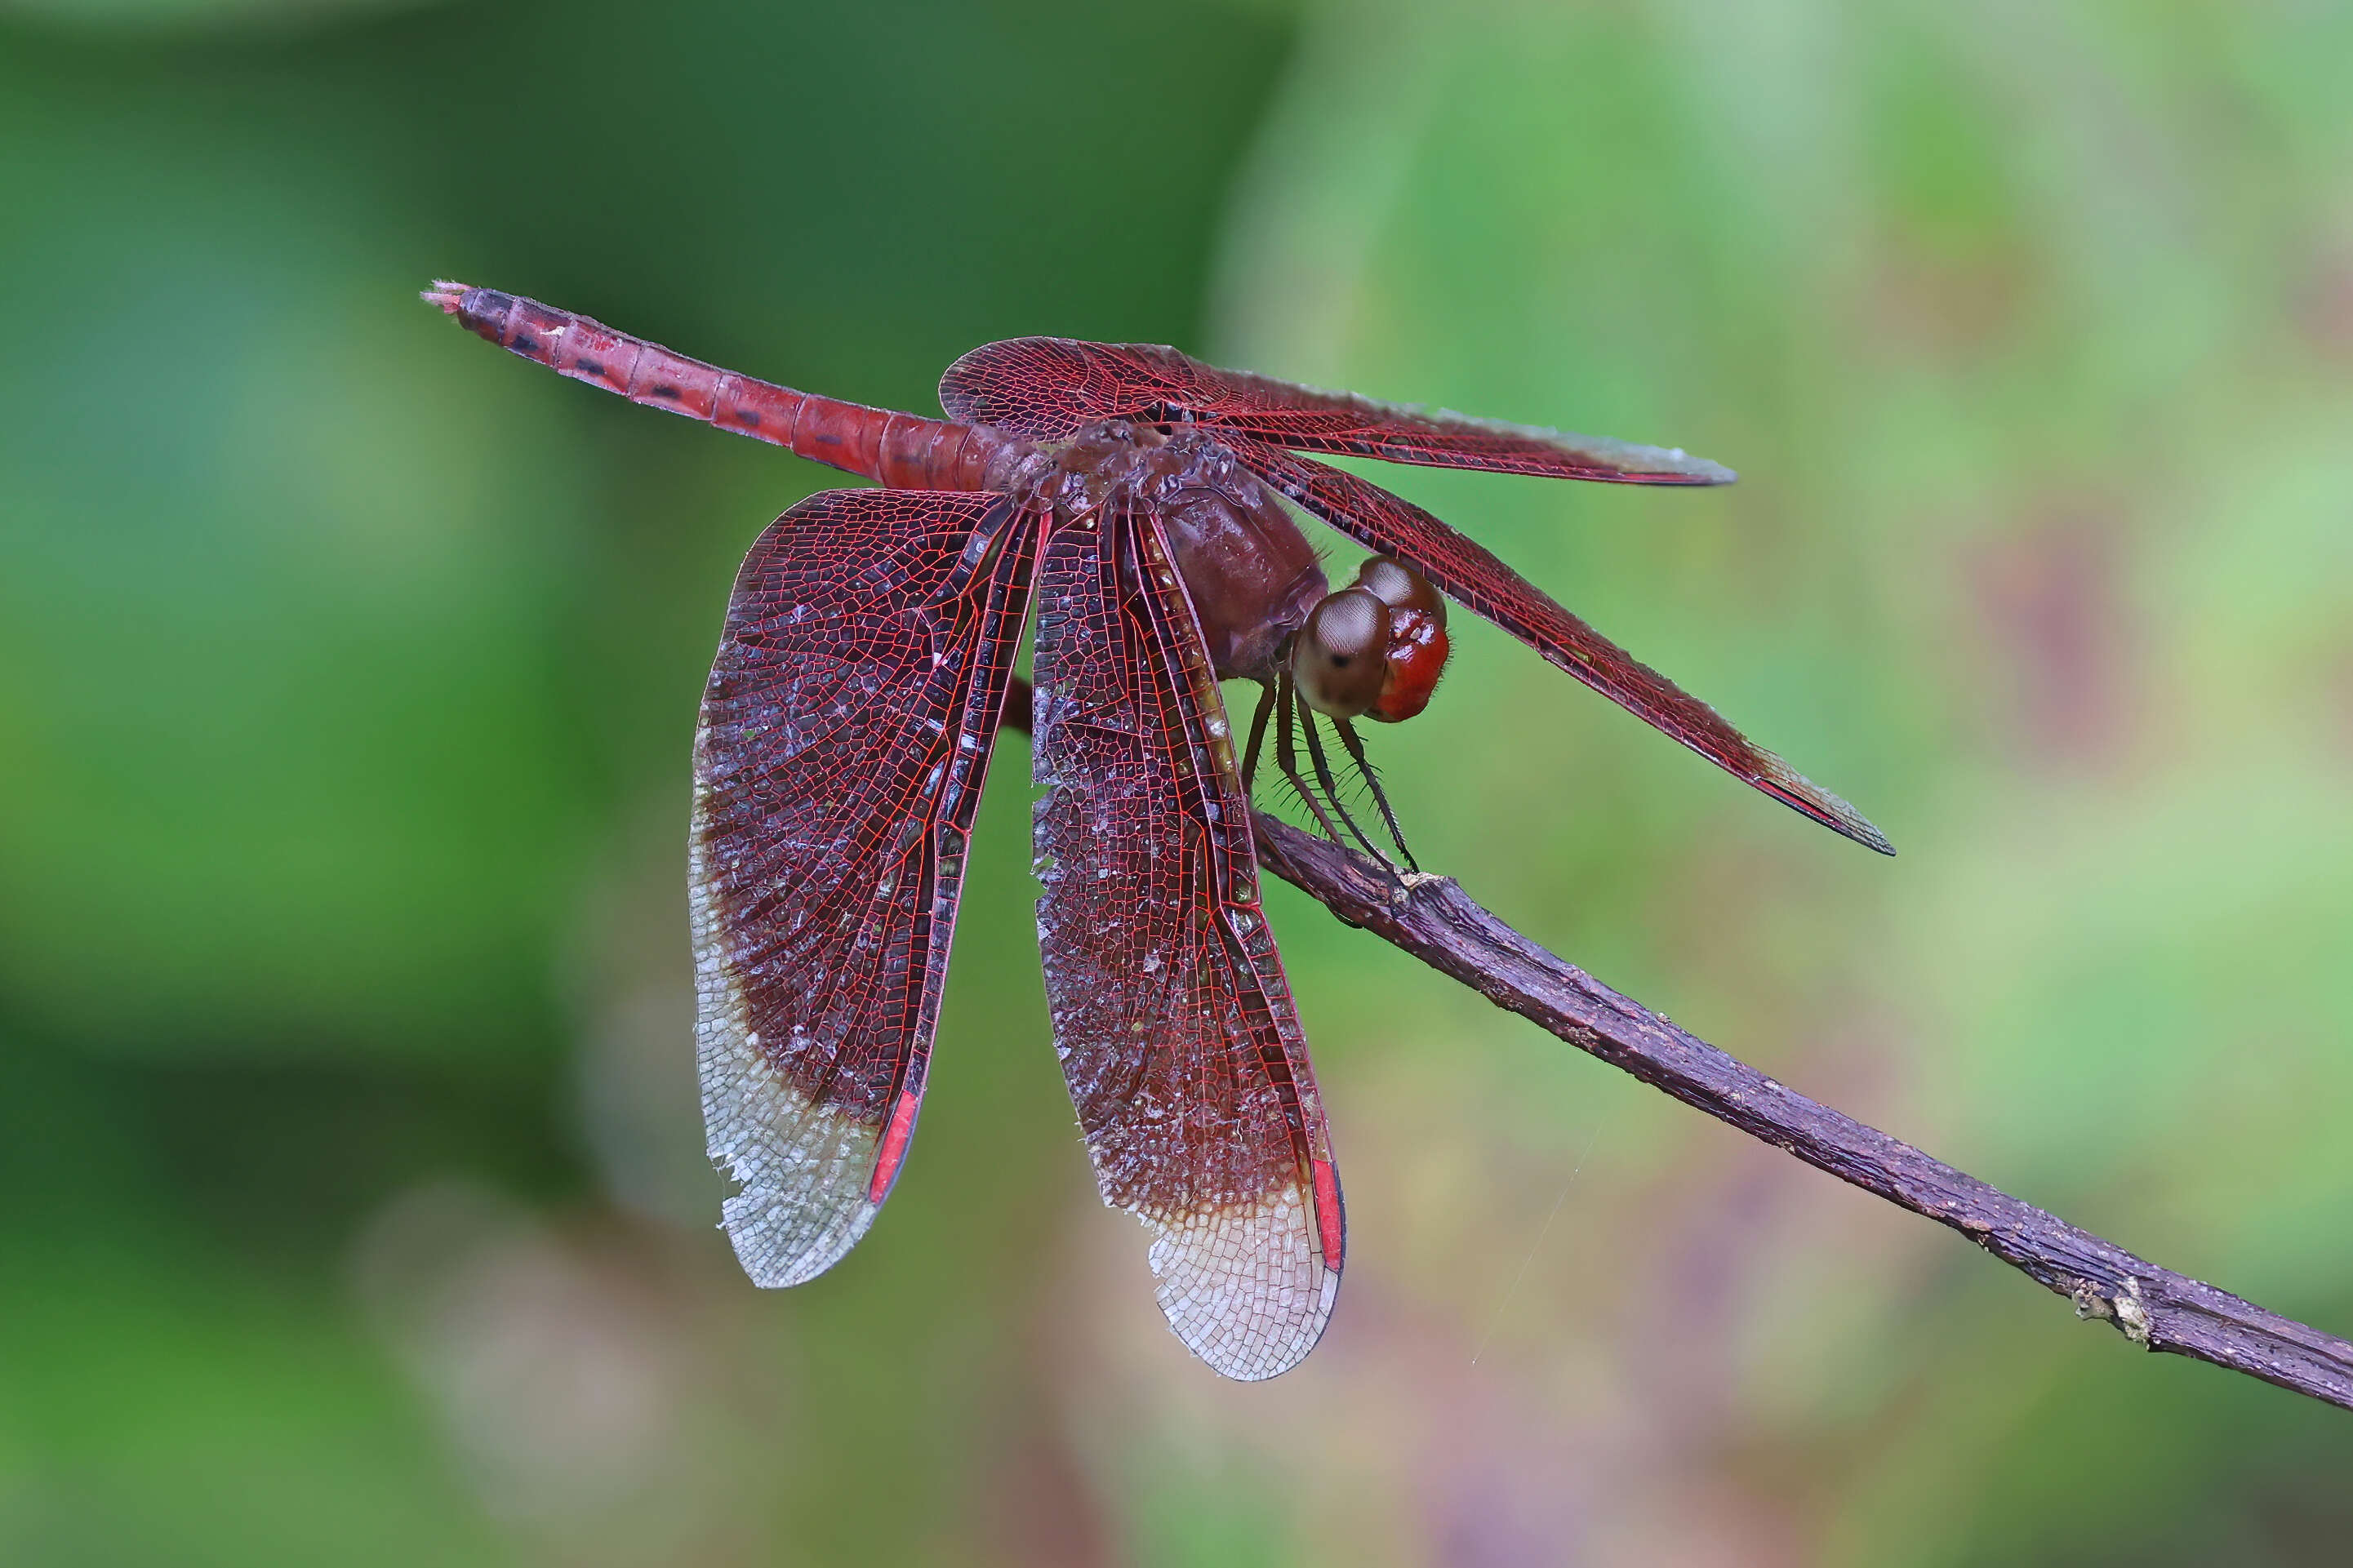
[{"left": 1248, "top": 809, "right": 2353, "bottom": 1413}]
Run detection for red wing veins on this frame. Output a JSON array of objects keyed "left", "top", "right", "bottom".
[
  {"left": 1030, "top": 500, "right": 1346, "bottom": 1380},
  {"left": 1226, "top": 440, "right": 1893, "bottom": 854},
  {"left": 694, "top": 489, "right": 1036, "bottom": 1287},
  {"left": 940, "top": 336, "right": 1734, "bottom": 483}
]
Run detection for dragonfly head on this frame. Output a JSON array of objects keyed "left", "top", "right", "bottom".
[{"left": 1289, "top": 557, "right": 1449, "bottom": 724}]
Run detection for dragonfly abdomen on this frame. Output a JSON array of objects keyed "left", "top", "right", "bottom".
[{"left": 426, "top": 282, "right": 1018, "bottom": 491}]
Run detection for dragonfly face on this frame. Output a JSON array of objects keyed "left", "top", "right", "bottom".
[
  {"left": 426, "top": 282, "right": 1888, "bottom": 1380},
  {"left": 1290, "top": 555, "right": 1450, "bottom": 724}
]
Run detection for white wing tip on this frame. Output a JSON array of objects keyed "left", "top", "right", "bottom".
[
  {"left": 692, "top": 810, "right": 884, "bottom": 1288},
  {"left": 1144, "top": 1182, "right": 1339, "bottom": 1381},
  {"left": 698, "top": 1010, "right": 886, "bottom": 1288}
]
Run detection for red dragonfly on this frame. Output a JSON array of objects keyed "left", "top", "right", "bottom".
[{"left": 425, "top": 282, "right": 1889, "bottom": 1380}]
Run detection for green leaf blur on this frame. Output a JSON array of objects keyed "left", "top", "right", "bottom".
[{"left": 2, "top": 1, "right": 2348, "bottom": 1563}]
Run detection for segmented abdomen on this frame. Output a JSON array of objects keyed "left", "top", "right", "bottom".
[{"left": 438, "top": 285, "right": 1014, "bottom": 491}]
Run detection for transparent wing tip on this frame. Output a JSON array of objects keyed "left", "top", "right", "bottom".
[
  {"left": 1601, "top": 438, "right": 1737, "bottom": 485},
  {"left": 1428, "top": 409, "right": 1739, "bottom": 483},
  {"left": 1144, "top": 1183, "right": 1340, "bottom": 1381},
  {"left": 699, "top": 1021, "right": 887, "bottom": 1288},
  {"left": 691, "top": 825, "right": 888, "bottom": 1289},
  {"left": 1665, "top": 453, "right": 1737, "bottom": 485},
  {"left": 1759, "top": 754, "right": 1895, "bottom": 855}
]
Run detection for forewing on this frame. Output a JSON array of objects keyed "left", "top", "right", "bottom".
[
  {"left": 695, "top": 489, "right": 1036, "bottom": 1287},
  {"left": 1230, "top": 439, "right": 1893, "bottom": 854},
  {"left": 940, "top": 337, "right": 1733, "bottom": 484},
  {"left": 1030, "top": 502, "right": 1346, "bottom": 1380}
]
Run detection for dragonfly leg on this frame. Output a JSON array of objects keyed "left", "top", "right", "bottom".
[
  {"left": 1240, "top": 678, "right": 1275, "bottom": 793},
  {"left": 1274, "top": 673, "right": 1357, "bottom": 851},
  {"left": 1330, "top": 717, "right": 1418, "bottom": 873},
  {"left": 1300, "top": 703, "right": 1394, "bottom": 868}
]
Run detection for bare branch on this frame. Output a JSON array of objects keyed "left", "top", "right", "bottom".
[{"left": 1248, "top": 810, "right": 2353, "bottom": 1412}]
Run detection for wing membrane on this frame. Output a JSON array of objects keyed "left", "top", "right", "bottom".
[
  {"left": 941, "top": 336, "right": 1733, "bottom": 484},
  {"left": 1229, "top": 439, "right": 1893, "bottom": 853},
  {"left": 695, "top": 489, "right": 1036, "bottom": 1287},
  {"left": 1030, "top": 501, "right": 1345, "bottom": 1380}
]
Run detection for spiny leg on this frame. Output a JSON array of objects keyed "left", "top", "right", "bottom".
[
  {"left": 1274, "top": 672, "right": 1356, "bottom": 851},
  {"left": 1240, "top": 679, "right": 1275, "bottom": 793},
  {"left": 1299, "top": 700, "right": 1393, "bottom": 867},
  {"left": 1331, "top": 716, "right": 1419, "bottom": 873}
]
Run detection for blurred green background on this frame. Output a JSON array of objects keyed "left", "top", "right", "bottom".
[{"left": 4, "top": 0, "right": 2351, "bottom": 1561}]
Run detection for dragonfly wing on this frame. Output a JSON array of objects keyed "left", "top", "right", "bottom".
[
  {"left": 1229, "top": 439, "right": 1893, "bottom": 854},
  {"left": 695, "top": 489, "right": 1037, "bottom": 1287},
  {"left": 1030, "top": 501, "right": 1345, "bottom": 1380},
  {"left": 940, "top": 336, "right": 1733, "bottom": 484}
]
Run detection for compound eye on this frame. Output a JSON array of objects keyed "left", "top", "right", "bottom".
[
  {"left": 1351, "top": 557, "right": 1447, "bottom": 627},
  {"left": 1291, "top": 588, "right": 1389, "bottom": 717},
  {"left": 1353, "top": 557, "right": 1449, "bottom": 724}
]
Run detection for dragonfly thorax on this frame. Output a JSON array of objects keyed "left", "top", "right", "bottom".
[{"left": 1027, "top": 422, "right": 1328, "bottom": 684}]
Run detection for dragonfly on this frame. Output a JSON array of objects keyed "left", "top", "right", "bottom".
[{"left": 425, "top": 282, "right": 1890, "bottom": 1380}]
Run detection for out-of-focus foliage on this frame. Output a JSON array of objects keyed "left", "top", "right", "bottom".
[
  {"left": 1, "top": 0, "right": 2347, "bottom": 1563},
  {"left": 0, "top": 0, "right": 427, "bottom": 29},
  {"left": 1203, "top": 2, "right": 2353, "bottom": 1561}
]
